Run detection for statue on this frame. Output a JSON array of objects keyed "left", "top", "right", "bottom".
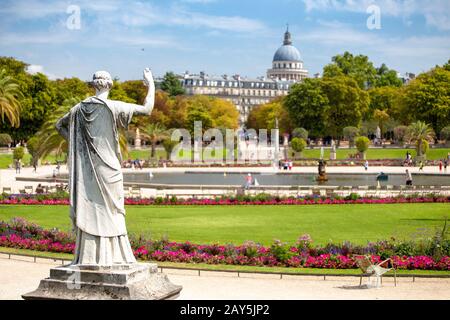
[
  {"left": 23, "top": 69, "right": 182, "bottom": 300},
  {"left": 330, "top": 139, "right": 337, "bottom": 160},
  {"left": 317, "top": 159, "right": 328, "bottom": 182},
  {"left": 54, "top": 69, "right": 155, "bottom": 266}
]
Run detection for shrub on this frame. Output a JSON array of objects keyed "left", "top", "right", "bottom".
[
  {"left": 270, "top": 240, "right": 294, "bottom": 263},
  {"left": 0, "top": 133, "right": 12, "bottom": 147},
  {"left": 162, "top": 139, "right": 179, "bottom": 160},
  {"left": 394, "top": 126, "right": 408, "bottom": 144},
  {"left": 345, "top": 193, "right": 360, "bottom": 201},
  {"left": 343, "top": 127, "right": 359, "bottom": 146},
  {"left": 292, "top": 128, "right": 308, "bottom": 140},
  {"left": 355, "top": 136, "right": 370, "bottom": 153},
  {"left": 291, "top": 138, "right": 307, "bottom": 153},
  {"left": 13, "top": 146, "right": 25, "bottom": 160},
  {"left": 440, "top": 126, "right": 450, "bottom": 142}
]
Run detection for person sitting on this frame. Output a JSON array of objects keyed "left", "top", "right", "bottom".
[{"left": 35, "top": 184, "right": 45, "bottom": 194}]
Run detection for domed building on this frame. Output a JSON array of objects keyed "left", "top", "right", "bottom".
[{"left": 267, "top": 28, "right": 308, "bottom": 82}]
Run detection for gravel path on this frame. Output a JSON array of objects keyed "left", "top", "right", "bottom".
[{"left": 1, "top": 256, "right": 449, "bottom": 300}]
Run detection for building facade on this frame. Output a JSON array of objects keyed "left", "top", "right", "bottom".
[{"left": 181, "top": 28, "right": 308, "bottom": 125}]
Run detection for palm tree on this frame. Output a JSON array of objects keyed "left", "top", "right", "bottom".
[
  {"left": 35, "top": 98, "right": 130, "bottom": 161},
  {"left": 34, "top": 98, "right": 76, "bottom": 160},
  {"left": 406, "top": 121, "right": 435, "bottom": 157},
  {"left": 140, "top": 123, "right": 168, "bottom": 159},
  {"left": 0, "top": 69, "right": 22, "bottom": 127}
]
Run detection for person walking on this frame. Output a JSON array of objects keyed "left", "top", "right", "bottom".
[
  {"left": 419, "top": 161, "right": 424, "bottom": 172},
  {"left": 439, "top": 160, "right": 443, "bottom": 173},
  {"left": 405, "top": 169, "right": 413, "bottom": 186},
  {"left": 364, "top": 160, "right": 369, "bottom": 171},
  {"left": 15, "top": 159, "right": 21, "bottom": 174},
  {"left": 444, "top": 159, "right": 448, "bottom": 173},
  {"left": 32, "top": 158, "right": 38, "bottom": 173}
]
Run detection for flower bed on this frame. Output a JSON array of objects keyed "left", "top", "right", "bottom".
[
  {"left": 0, "top": 193, "right": 449, "bottom": 206},
  {"left": 1, "top": 218, "right": 449, "bottom": 271}
]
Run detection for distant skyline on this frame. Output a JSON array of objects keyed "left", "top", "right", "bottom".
[{"left": 0, "top": 0, "right": 449, "bottom": 81}]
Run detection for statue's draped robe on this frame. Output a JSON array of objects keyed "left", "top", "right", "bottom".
[{"left": 57, "top": 97, "right": 138, "bottom": 266}]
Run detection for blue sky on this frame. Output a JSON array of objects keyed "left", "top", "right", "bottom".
[{"left": 0, "top": 0, "right": 449, "bottom": 81}]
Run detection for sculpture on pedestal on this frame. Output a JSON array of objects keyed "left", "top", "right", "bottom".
[
  {"left": 23, "top": 69, "right": 182, "bottom": 300},
  {"left": 317, "top": 160, "right": 328, "bottom": 182}
]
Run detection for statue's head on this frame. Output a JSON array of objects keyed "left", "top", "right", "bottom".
[{"left": 92, "top": 71, "right": 113, "bottom": 92}]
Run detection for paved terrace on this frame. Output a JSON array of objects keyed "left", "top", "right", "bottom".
[{"left": 1, "top": 255, "right": 449, "bottom": 300}]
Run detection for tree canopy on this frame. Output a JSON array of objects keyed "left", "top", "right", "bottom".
[
  {"left": 399, "top": 65, "right": 450, "bottom": 134},
  {"left": 323, "top": 52, "right": 401, "bottom": 89},
  {"left": 160, "top": 72, "right": 185, "bottom": 97}
]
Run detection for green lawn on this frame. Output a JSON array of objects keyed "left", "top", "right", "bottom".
[
  {"left": 129, "top": 148, "right": 450, "bottom": 162},
  {"left": 299, "top": 148, "right": 450, "bottom": 160},
  {"left": 0, "top": 204, "right": 448, "bottom": 245},
  {"left": 0, "top": 153, "right": 65, "bottom": 169}
]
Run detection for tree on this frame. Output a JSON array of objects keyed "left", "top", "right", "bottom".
[
  {"left": 292, "top": 128, "right": 308, "bottom": 140},
  {"left": 374, "top": 63, "right": 403, "bottom": 88},
  {"left": 122, "top": 80, "right": 147, "bottom": 105},
  {"left": 160, "top": 72, "right": 185, "bottom": 97},
  {"left": 26, "top": 136, "right": 39, "bottom": 167},
  {"left": 33, "top": 98, "right": 75, "bottom": 160},
  {"left": 291, "top": 138, "right": 307, "bottom": 155},
  {"left": 141, "top": 123, "right": 168, "bottom": 159},
  {"left": 109, "top": 80, "right": 136, "bottom": 103},
  {"left": 443, "top": 59, "right": 450, "bottom": 72},
  {"left": 400, "top": 66, "right": 450, "bottom": 134},
  {"left": 53, "top": 77, "right": 93, "bottom": 105},
  {"left": 0, "top": 59, "right": 59, "bottom": 141},
  {"left": 162, "top": 138, "right": 178, "bottom": 160},
  {"left": 13, "top": 146, "right": 25, "bottom": 161},
  {"left": 185, "top": 95, "right": 239, "bottom": 135},
  {"left": 0, "top": 133, "right": 12, "bottom": 146},
  {"left": 373, "top": 109, "right": 390, "bottom": 139},
  {"left": 440, "top": 126, "right": 450, "bottom": 143},
  {"left": 343, "top": 127, "right": 359, "bottom": 147},
  {"left": 394, "top": 125, "right": 408, "bottom": 144},
  {"left": 355, "top": 136, "right": 370, "bottom": 157},
  {"left": 0, "top": 69, "right": 22, "bottom": 127},
  {"left": 368, "top": 86, "right": 401, "bottom": 121},
  {"left": 246, "top": 98, "right": 292, "bottom": 133},
  {"left": 323, "top": 52, "right": 377, "bottom": 89},
  {"left": 405, "top": 121, "right": 435, "bottom": 157},
  {"left": 284, "top": 79, "right": 329, "bottom": 137},
  {"left": 321, "top": 76, "right": 369, "bottom": 139}
]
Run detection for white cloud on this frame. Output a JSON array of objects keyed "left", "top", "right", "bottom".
[
  {"left": 301, "top": 0, "right": 450, "bottom": 31},
  {"left": 299, "top": 21, "right": 450, "bottom": 73},
  {"left": 26, "top": 64, "right": 58, "bottom": 79},
  {"left": 0, "top": 0, "right": 266, "bottom": 33}
]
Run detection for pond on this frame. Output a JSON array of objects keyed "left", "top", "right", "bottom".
[{"left": 123, "top": 172, "right": 450, "bottom": 187}]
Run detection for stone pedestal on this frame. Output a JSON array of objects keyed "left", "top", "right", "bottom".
[{"left": 22, "top": 263, "right": 182, "bottom": 300}]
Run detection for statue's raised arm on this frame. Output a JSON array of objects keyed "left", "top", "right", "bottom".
[{"left": 130, "top": 68, "right": 155, "bottom": 115}]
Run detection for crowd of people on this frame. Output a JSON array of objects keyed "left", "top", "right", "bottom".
[{"left": 122, "top": 159, "right": 145, "bottom": 170}]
